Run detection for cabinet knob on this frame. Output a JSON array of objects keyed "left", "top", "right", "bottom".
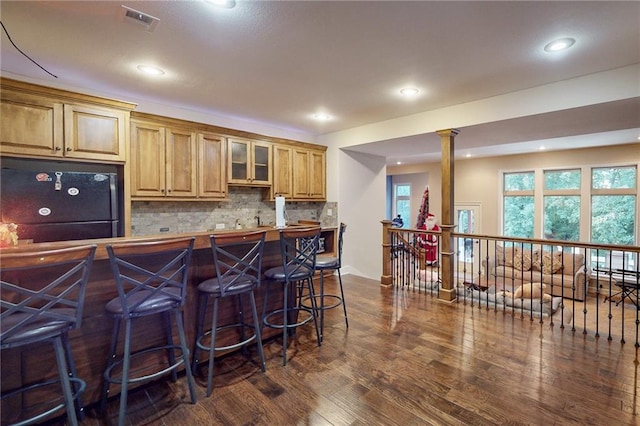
[
  {"left": 66, "top": 147, "right": 72, "bottom": 152},
  {"left": 54, "top": 146, "right": 62, "bottom": 151}
]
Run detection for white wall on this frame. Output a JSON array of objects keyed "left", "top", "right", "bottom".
[
  {"left": 389, "top": 143, "right": 640, "bottom": 238},
  {"left": 337, "top": 149, "right": 387, "bottom": 280}
]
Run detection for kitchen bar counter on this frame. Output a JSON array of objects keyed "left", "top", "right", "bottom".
[{"left": 0, "top": 225, "right": 336, "bottom": 414}]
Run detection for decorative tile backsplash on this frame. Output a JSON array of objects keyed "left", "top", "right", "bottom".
[{"left": 131, "top": 186, "right": 337, "bottom": 236}]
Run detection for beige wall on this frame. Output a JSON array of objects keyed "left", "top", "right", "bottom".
[{"left": 388, "top": 143, "right": 640, "bottom": 237}]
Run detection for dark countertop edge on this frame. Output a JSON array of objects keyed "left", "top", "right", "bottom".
[{"left": 1, "top": 225, "right": 337, "bottom": 260}]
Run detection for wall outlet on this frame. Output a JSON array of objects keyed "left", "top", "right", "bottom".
[
  {"left": 327, "top": 208, "right": 333, "bottom": 216},
  {"left": 215, "top": 223, "right": 225, "bottom": 230},
  {"left": 160, "top": 227, "right": 170, "bottom": 232}
]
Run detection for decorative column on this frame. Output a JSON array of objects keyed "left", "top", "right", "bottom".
[
  {"left": 380, "top": 220, "right": 393, "bottom": 286},
  {"left": 437, "top": 128, "right": 460, "bottom": 302}
]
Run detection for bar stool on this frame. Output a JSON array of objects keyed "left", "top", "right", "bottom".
[
  {"left": 191, "top": 230, "right": 267, "bottom": 396},
  {"left": 263, "top": 227, "right": 322, "bottom": 366},
  {"left": 101, "top": 237, "right": 197, "bottom": 426},
  {"left": 1, "top": 245, "right": 96, "bottom": 426},
  {"left": 310, "top": 222, "right": 348, "bottom": 342}
]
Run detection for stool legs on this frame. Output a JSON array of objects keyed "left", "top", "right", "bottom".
[
  {"left": 193, "top": 290, "right": 266, "bottom": 397},
  {"left": 53, "top": 335, "right": 80, "bottom": 426},
  {"left": 102, "top": 311, "right": 196, "bottom": 426}
]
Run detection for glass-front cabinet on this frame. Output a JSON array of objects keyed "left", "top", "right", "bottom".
[{"left": 227, "top": 137, "right": 272, "bottom": 185}]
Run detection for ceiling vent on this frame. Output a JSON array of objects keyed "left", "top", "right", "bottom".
[{"left": 121, "top": 5, "right": 160, "bottom": 32}]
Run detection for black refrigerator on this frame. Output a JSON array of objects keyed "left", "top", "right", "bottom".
[{"left": 1, "top": 169, "right": 120, "bottom": 243}]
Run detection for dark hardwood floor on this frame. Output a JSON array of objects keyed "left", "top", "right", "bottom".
[{"left": 44, "top": 274, "right": 638, "bottom": 425}]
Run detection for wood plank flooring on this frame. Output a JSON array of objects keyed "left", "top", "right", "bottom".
[{"left": 42, "top": 274, "right": 639, "bottom": 425}]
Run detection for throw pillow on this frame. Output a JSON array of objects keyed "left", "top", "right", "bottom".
[
  {"left": 535, "top": 251, "right": 564, "bottom": 274},
  {"left": 513, "top": 250, "right": 532, "bottom": 271},
  {"left": 496, "top": 245, "right": 519, "bottom": 267}
]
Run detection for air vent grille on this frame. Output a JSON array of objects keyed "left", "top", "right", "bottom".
[{"left": 121, "top": 5, "right": 160, "bottom": 32}]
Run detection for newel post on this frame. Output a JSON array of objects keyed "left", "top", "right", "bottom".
[
  {"left": 381, "top": 220, "right": 393, "bottom": 286},
  {"left": 437, "top": 128, "right": 460, "bottom": 302}
]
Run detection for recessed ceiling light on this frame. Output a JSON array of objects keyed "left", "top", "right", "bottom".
[
  {"left": 137, "top": 65, "right": 165, "bottom": 75},
  {"left": 399, "top": 87, "right": 420, "bottom": 97},
  {"left": 205, "top": 0, "right": 236, "bottom": 8},
  {"left": 539, "top": 146, "right": 546, "bottom": 151},
  {"left": 396, "top": 161, "right": 402, "bottom": 165},
  {"left": 544, "top": 38, "right": 575, "bottom": 53},
  {"left": 313, "top": 113, "right": 331, "bottom": 121},
  {"left": 465, "top": 153, "right": 472, "bottom": 158}
]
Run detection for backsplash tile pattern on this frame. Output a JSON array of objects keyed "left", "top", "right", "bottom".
[{"left": 131, "top": 186, "right": 337, "bottom": 236}]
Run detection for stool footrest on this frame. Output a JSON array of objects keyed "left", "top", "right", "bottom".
[
  {"left": 1, "top": 377, "right": 86, "bottom": 426},
  {"left": 263, "top": 306, "right": 315, "bottom": 330},
  {"left": 301, "top": 294, "right": 344, "bottom": 311},
  {"left": 104, "top": 344, "right": 188, "bottom": 385},
  {"left": 195, "top": 323, "right": 259, "bottom": 352}
]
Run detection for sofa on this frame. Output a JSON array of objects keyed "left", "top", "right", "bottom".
[{"left": 482, "top": 245, "right": 589, "bottom": 301}]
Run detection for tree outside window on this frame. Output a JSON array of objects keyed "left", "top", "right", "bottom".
[
  {"left": 503, "top": 172, "right": 534, "bottom": 238},
  {"left": 543, "top": 169, "right": 580, "bottom": 241},
  {"left": 394, "top": 183, "right": 411, "bottom": 229},
  {"left": 590, "top": 166, "right": 637, "bottom": 270}
]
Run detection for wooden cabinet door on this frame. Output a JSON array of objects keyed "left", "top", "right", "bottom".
[
  {"left": 63, "top": 104, "right": 127, "bottom": 162},
  {"left": 309, "top": 149, "right": 326, "bottom": 199},
  {"left": 0, "top": 91, "right": 64, "bottom": 157},
  {"left": 130, "top": 121, "right": 166, "bottom": 197},
  {"left": 165, "top": 128, "right": 197, "bottom": 198},
  {"left": 228, "top": 138, "right": 250, "bottom": 184},
  {"left": 292, "top": 148, "right": 311, "bottom": 198},
  {"left": 198, "top": 132, "right": 227, "bottom": 199},
  {"left": 272, "top": 144, "right": 292, "bottom": 198},
  {"left": 228, "top": 138, "right": 272, "bottom": 185},
  {"left": 251, "top": 141, "right": 272, "bottom": 185}
]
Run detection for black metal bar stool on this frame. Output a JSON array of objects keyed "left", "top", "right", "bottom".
[
  {"left": 191, "top": 230, "right": 267, "bottom": 396},
  {"left": 1, "top": 245, "right": 96, "bottom": 426},
  {"left": 308, "top": 222, "right": 348, "bottom": 342},
  {"left": 101, "top": 237, "right": 197, "bottom": 426},
  {"left": 262, "top": 226, "right": 322, "bottom": 366}
]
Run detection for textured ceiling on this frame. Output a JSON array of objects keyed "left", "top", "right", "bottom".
[{"left": 1, "top": 1, "right": 638, "bottom": 164}]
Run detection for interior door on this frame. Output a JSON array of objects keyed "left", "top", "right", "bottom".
[{"left": 454, "top": 203, "right": 482, "bottom": 280}]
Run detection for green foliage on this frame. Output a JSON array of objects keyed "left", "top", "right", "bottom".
[
  {"left": 503, "top": 196, "right": 534, "bottom": 238},
  {"left": 544, "top": 196, "right": 580, "bottom": 240}
]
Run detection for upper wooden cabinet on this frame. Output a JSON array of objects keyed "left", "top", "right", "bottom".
[
  {"left": 130, "top": 120, "right": 197, "bottom": 199},
  {"left": 292, "top": 147, "right": 326, "bottom": 200},
  {"left": 272, "top": 144, "right": 326, "bottom": 201},
  {"left": 198, "top": 132, "right": 227, "bottom": 199},
  {"left": 272, "top": 144, "right": 293, "bottom": 198},
  {"left": 0, "top": 78, "right": 133, "bottom": 163},
  {"left": 228, "top": 137, "right": 272, "bottom": 186}
]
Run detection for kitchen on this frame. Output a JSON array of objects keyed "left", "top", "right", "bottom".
[{"left": 0, "top": 76, "right": 340, "bottom": 425}]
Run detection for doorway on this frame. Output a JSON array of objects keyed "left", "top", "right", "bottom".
[{"left": 454, "top": 203, "right": 482, "bottom": 277}]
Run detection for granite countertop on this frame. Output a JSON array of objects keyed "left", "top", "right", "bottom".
[{"left": 1, "top": 223, "right": 336, "bottom": 261}]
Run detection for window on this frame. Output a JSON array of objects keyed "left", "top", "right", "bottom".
[
  {"left": 590, "top": 166, "right": 637, "bottom": 270},
  {"left": 503, "top": 172, "right": 534, "bottom": 238},
  {"left": 394, "top": 183, "right": 411, "bottom": 228},
  {"left": 502, "top": 165, "right": 638, "bottom": 271},
  {"left": 543, "top": 169, "right": 580, "bottom": 241}
]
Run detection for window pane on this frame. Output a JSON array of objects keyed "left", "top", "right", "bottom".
[
  {"left": 591, "top": 195, "right": 636, "bottom": 245},
  {"left": 504, "top": 172, "right": 534, "bottom": 191},
  {"left": 544, "top": 169, "right": 580, "bottom": 190},
  {"left": 544, "top": 195, "right": 580, "bottom": 240},
  {"left": 503, "top": 196, "right": 534, "bottom": 238},
  {"left": 396, "top": 199, "right": 410, "bottom": 228},
  {"left": 396, "top": 184, "right": 410, "bottom": 196},
  {"left": 592, "top": 166, "right": 636, "bottom": 189}
]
